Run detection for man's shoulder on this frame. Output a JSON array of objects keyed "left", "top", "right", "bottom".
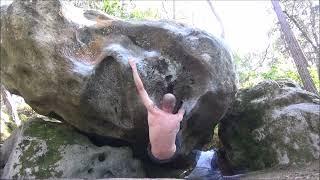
[
  {"left": 149, "top": 109, "right": 181, "bottom": 120},
  {"left": 147, "top": 103, "right": 161, "bottom": 114}
]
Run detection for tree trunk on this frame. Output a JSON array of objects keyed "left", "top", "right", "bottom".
[
  {"left": 271, "top": 0, "right": 319, "bottom": 95},
  {"left": 284, "top": 10, "right": 320, "bottom": 80},
  {"left": 207, "top": 0, "right": 225, "bottom": 39},
  {"left": 1, "top": 85, "right": 21, "bottom": 126},
  {"left": 172, "top": 0, "right": 176, "bottom": 20}
]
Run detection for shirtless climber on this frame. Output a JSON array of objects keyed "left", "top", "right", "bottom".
[{"left": 128, "top": 58, "right": 185, "bottom": 164}]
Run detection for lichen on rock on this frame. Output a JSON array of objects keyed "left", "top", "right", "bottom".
[
  {"left": 1, "top": 118, "right": 145, "bottom": 179},
  {"left": 219, "top": 80, "right": 320, "bottom": 171}
]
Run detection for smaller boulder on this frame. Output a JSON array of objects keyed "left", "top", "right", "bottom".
[
  {"left": 219, "top": 80, "right": 320, "bottom": 171},
  {"left": 1, "top": 118, "right": 145, "bottom": 179}
]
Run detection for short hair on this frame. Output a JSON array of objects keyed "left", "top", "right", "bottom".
[{"left": 162, "top": 93, "right": 176, "bottom": 107}]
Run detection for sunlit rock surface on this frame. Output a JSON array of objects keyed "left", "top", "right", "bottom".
[
  {"left": 0, "top": 0, "right": 236, "bottom": 157},
  {"left": 0, "top": 118, "right": 145, "bottom": 179},
  {"left": 219, "top": 80, "right": 320, "bottom": 171}
]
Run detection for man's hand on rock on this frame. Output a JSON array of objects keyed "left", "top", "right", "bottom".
[{"left": 128, "top": 58, "right": 137, "bottom": 70}]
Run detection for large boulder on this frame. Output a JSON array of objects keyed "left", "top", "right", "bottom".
[
  {"left": 219, "top": 80, "right": 320, "bottom": 171},
  {"left": 0, "top": 0, "right": 236, "bottom": 156},
  {"left": 0, "top": 118, "right": 145, "bottom": 179}
]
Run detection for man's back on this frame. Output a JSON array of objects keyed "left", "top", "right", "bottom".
[
  {"left": 147, "top": 107, "right": 183, "bottom": 160},
  {"left": 129, "top": 58, "right": 185, "bottom": 163}
]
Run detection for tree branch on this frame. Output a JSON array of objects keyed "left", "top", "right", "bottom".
[
  {"left": 206, "top": 0, "right": 225, "bottom": 39},
  {"left": 252, "top": 43, "right": 271, "bottom": 72},
  {"left": 283, "top": 10, "right": 318, "bottom": 52},
  {"left": 308, "top": 0, "right": 320, "bottom": 48},
  {"left": 161, "top": 1, "right": 170, "bottom": 19}
]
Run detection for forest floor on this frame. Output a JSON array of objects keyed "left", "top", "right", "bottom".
[{"left": 241, "top": 161, "right": 319, "bottom": 180}]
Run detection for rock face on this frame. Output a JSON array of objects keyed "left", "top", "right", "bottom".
[
  {"left": 0, "top": 118, "right": 145, "bottom": 179},
  {"left": 219, "top": 80, "right": 320, "bottom": 171},
  {"left": 0, "top": 0, "right": 236, "bottom": 156}
]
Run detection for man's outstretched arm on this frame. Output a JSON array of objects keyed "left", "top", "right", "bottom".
[{"left": 129, "top": 59, "right": 156, "bottom": 112}]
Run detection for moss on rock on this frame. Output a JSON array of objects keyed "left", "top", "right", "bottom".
[
  {"left": 11, "top": 118, "right": 91, "bottom": 178},
  {"left": 1, "top": 118, "right": 145, "bottom": 179},
  {"left": 2, "top": 118, "right": 92, "bottom": 178},
  {"left": 23, "top": 118, "right": 90, "bottom": 145},
  {"left": 219, "top": 80, "right": 320, "bottom": 172}
]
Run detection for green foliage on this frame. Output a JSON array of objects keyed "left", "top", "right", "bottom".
[
  {"left": 102, "top": 0, "right": 159, "bottom": 20},
  {"left": 234, "top": 53, "right": 261, "bottom": 88},
  {"left": 102, "top": 0, "right": 124, "bottom": 18},
  {"left": 233, "top": 1, "right": 319, "bottom": 92},
  {"left": 18, "top": 105, "right": 37, "bottom": 122},
  {"left": 210, "top": 124, "right": 222, "bottom": 148},
  {"left": 309, "top": 66, "right": 320, "bottom": 91},
  {"left": 0, "top": 111, "right": 15, "bottom": 142},
  {"left": 5, "top": 117, "right": 17, "bottom": 133},
  {"left": 235, "top": 50, "right": 319, "bottom": 92},
  {"left": 129, "top": 8, "right": 159, "bottom": 20},
  {"left": 264, "top": 0, "right": 320, "bottom": 93},
  {"left": 261, "top": 65, "right": 301, "bottom": 83}
]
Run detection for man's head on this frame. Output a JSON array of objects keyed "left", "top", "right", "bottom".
[{"left": 161, "top": 93, "right": 176, "bottom": 113}]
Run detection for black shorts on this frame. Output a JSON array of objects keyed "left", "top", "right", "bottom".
[{"left": 147, "top": 133, "right": 182, "bottom": 164}]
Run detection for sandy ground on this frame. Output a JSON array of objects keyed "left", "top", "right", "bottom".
[{"left": 241, "top": 161, "right": 319, "bottom": 180}]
